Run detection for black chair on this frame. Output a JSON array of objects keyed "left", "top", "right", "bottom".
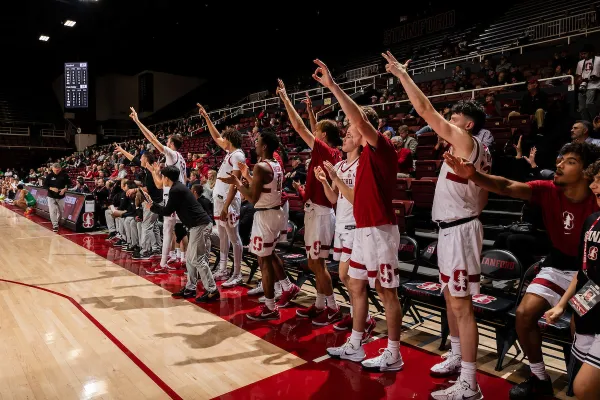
[
  {"left": 506, "top": 262, "right": 573, "bottom": 370},
  {"left": 476, "top": 249, "right": 523, "bottom": 371}
]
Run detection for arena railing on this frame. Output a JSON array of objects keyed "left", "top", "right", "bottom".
[
  {"left": 347, "top": 74, "right": 575, "bottom": 116},
  {"left": 41, "top": 129, "right": 66, "bottom": 138},
  {"left": 146, "top": 26, "right": 597, "bottom": 134},
  {"left": 0, "top": 127, "right": 30, "bottom": 136},
  {"left": 524, "top": 11, "right": 596, "bottom": 41}
]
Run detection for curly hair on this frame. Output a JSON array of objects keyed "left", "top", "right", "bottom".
[
  {"left": 222, "top": 128, "right": 243, "bottom": 149},
  {"left": 559, "top": 142, "right": 600, "bottom": 170},
  {"left": 451, "top": 100, "right": 486, "bottom": 135}
]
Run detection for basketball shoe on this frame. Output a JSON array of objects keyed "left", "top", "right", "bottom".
[
  {"left": 429, "top": 378, "right": 483, "bottom": 400},
  {"left": 326, "top": 339, "right": 366, "bottom": 362},
  {"left": 246, "top": 305, "right": 280, "bottom": 321},
  {"left": 430, "top": 350, "right": 462, "bottom": 377},
  {"left": 361, "top": 348, "right": 404, "bottom": 372}
]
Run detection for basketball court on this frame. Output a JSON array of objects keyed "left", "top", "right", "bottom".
[{"left": 0, "top": 204, "right": 570, "bottom": 399}]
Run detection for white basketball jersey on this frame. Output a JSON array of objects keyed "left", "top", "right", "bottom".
[
  {"left": 432, "top": 137, "right": 492, "bottom": 222},
  {"left": 255, "top": 160, "right": 283, "bottom": 209},
  {"left": 214, "top": 149, "right": 246, "bottom": 198},
  {"left": 334, "top": 158, "right": 358, "bottom": 230},
  {"left": 164, "top": 147, "right": 186, "bottom": 185}
]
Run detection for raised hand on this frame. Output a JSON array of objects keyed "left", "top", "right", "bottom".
[
  {"left": 323, "top": 160, "right": 339, "bottom": 181},
  {"left": 312, "top": 59, "right": 336, "bottom": 88},
  {"left": 238, "top": 161, "right": 250, "bottom": 180},
  {"left": 524, "top": 147, "right": 537, "bottom": 168},
  {"left": 544, "top": 305, "right": 564, "bottom": 324},
  {"left": 443, "top": 152, "right": 476, "bottom": 179},
  {"left": 197, "top": 103, "right": 209, "bottom": 119},
  {"left": 129, "top": 107, "right": 139, "bottom": 122},
  {"left": 302, "top": 92, "right": 312, "bottom": 109},
  {"left": 513, "top": 135, "right": 523, "bottom": 158},
  {"left": 381, "top": 51, "right": 411, "bottom": 77},
  {"left": 276, "top": 79, "right": 288, "bottom": 100},
  {"left": 218, "top": 172, "right": 241, "bottom": 186},
  {"left": 314, "top": 166, "right": 328, "bottom": 184}
]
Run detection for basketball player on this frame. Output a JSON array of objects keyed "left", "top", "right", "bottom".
[
  {"left": 197, "top": 104, "right": 245, "bottom": 288},
  {"left": 309, "top": 59, "right": 403, "bottom": 372},
  {"left": 314, "top": 131, "right": 375, "bottom": 332},
  {"left": 383, "top": 52, "right": 490, "bottom": 398},
  {"left": 277, "top": 79, "right": 343, "bottom": 323},
  {"left": 14, "top": 184, "right": 36, "bottom": 214},
  {"left": 444, "top": 141, "right": 600, "bottom": 399},
  {"left": 129, "top": 107, "right": 186, "bottom": 275},
  {"left": 220, "top": 130, "right": 290, "bottom": 319}
]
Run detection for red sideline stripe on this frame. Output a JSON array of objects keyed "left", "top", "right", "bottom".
[
  {"left": 440, "top": 273, "right": 480, "bottom": 283},
  {"left": 349, "top": 260, "right": 366, "bottom": 270},
  {"left": 446, "top": 172, "right": 468, "bottom": 185},
  {"left": 0, "top": 278, "right": 183, "bottom": 400},
  {"left": 531, "top": 277, "right": 566, "bottom": 296}
]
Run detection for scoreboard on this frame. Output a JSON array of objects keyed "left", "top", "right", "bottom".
[{"left": 64, "top": 62, "right": 88, "bottom": 108}]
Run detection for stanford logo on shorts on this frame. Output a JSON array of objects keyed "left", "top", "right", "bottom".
[
  {"left": 589, "top": 246, "right": 598, "bottom": 261},
  {"left": 472, "top": 294, "right": 496, "bottom": 304},
  {"left": 379, "top": 264, "right": 393, "bottom": 284},
  {"left": 417, "top": 282, "right": 442, "bottom": 291},
  {"left": 252, "top": 237, "right": 263, "bottom": 252},
  {"left": 452, "top": 269, "right": 468, "bottom": 293},
  {"left": 312, "top": 241, "right": 321, "bottom": 257}
]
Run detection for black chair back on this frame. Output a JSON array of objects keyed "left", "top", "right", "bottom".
[
  {"left": 398, "top": 236, "right": 419, "bottom": 263},
  {"left": 421, "top": 240, "right": 438, "bottom": 267},
  {"left": 480, "top": 249, "right": 523, "bottom": 282}
]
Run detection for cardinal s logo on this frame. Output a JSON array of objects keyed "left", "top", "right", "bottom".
[
  {"left": 563, "top": 211, "right": 574, "bottom": 231},
  {"left": 453, "top": 269, "right": 468, "bottom": 293}
]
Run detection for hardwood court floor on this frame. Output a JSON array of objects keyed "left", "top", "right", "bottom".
[{"left": 0, "top": 204, "right": 565, "bottom": 399}]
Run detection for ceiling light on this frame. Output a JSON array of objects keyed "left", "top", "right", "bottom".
[
  {"left": 64, "top": 20, "right": 77, "bottom": 27},
  {"left": 39, "top": 35, "right": 50, "bottom": 42}
]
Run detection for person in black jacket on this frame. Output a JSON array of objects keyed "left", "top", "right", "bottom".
[
  {"left": 93, "top": 178, "right": 109, "bottom": 227},
  {"left": 109, "top": 179, "right": 135, "bottom": 247},
  {"left": 147, "top": 166, "right": 218, "bottom": 303},
  {"left": 283, "top": 156, "right": 307, "bottom": 192},
  {"left": 238, "top": 194, "right": 256, "bottom": 246},
  {"left": 43, "top": 163, "right": 72, "bottom": 232}
]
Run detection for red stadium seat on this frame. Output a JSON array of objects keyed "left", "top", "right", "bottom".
[
  {"left": 410, "top": 179, "right": 437, "bottom": 209},
  {"left": 416, "top": 145, "right": 435, "bottom": 160},
  {"left": 415, "top": 160, "right": 441, "bottom": 179},
  {"left": 417, "top": 133, "right": 437, "bottom": 146}
]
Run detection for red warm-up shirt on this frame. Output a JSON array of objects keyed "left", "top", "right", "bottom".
[{"left": 304, "top": 139, "right": 341, "bottom": 208}]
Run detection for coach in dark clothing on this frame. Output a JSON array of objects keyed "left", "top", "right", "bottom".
[
  {"left": 149, "top": 166, "right": 218, "bottom": 303},
  {"left": 43, "top": 163, "right": 72, "bottom": 232},
  {"left": 283, "top": 156, "right": 307, "bottom": 192},
  {"left": 93, "top": 178, "right": 109, "bottom": 227}
]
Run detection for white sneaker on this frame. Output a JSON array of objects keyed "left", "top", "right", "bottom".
[
  {"left": 327, "top": 339, "right": 366, "bottom": 362},
  {"left": 259, "top": 287, "right": 282, "bottom": 302},
  {"left": 361, "top": 348, "right": 404, "bottom": 372},
  {"left": 247, "top": 282, "right": 264, "bottom": 296},
  {"left": 167, "top": 256, "right": 178, "bottom": 264},
  {"left": 221, "top": 274, "right": 243, "bottom": 288},
  {"left": 430, "top": 351, "right": 462, "bottom": 377},
  {"left": 430, "top": 378, "right": 482, "bottom": 400},
  {"left": 213, "top": 268, "right": 230, "bottom": 281}
]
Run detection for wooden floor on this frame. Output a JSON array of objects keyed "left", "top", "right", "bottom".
[{"left": 0, "top": 207, "right": 304, "bottom": 400}]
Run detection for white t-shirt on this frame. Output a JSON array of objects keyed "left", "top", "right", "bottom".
[
  {"left": 163, "top": 146, "right": 186, "bottom": 185},
  {"left": 214, "top": 149, "right": 246, "bottom": 198},
  {"left": 576, "top": 57, "right": 600, "bottom": 90},
  {"left": 333, "top": 158, "right": 358, "bottom": 230}
]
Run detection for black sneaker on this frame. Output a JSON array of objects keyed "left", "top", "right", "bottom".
[
  {"left": 125, "top": 245, "right": 139, "bottom": 253},
  {"left": 172, "top": 288, "right": 196, "bottom": 299},
  {"left": 114, "top": 239, "right": 127, "bottom": 247},
  {"left": 52, "top": 226, "right": 59, "bottom": 232},
  {"left": 151, "top": 249, "right": 162, "bottom": 258},
  {"left": 106, "top": 231, "right": 118, "bottom": 240},
  {"left": 509, "top": 375, "right": 554, "bottom": 399},
  {"left": 132, "top": 251, "right": 153, "bottom": 260},
  {"left": 195, "top": 290, "right": 220, "bottom": 303}
]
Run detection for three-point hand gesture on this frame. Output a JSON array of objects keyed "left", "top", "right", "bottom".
[
  {"left": 443, "top": 152, "right": 476, "bottom": 180},
  {"left": 512, "top": 135, "right": 524, "bottom": 158},
  {"left": 197, "top": 103, "right": 209, "bottom": 119},
  {"left": 302, "top": 92, "right": 312, "bottom": 109},
  {"left": 312, "top": 59, "right": 336, "bottom": 88},
  {"left": 381, "top": 51, "right": 411, "bottom": 78},
  {"left": 524, "top": 147, "right": 537, "bottom": 168},
  {"left": 113, "top": 142, "right": 124, "bottom": 153},
  {"left": 323, "top": 161, "right": 339, "bottom": 181},
  {"left": 276, "top": 79, "right": 288, "bottom": 101},
  {"left": 129, "top": 107, "right": 139, "bottom": 123}
]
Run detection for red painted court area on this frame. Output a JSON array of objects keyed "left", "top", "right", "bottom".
[{"left": 4, "top": 204, "right": 515, "bottom": 399}]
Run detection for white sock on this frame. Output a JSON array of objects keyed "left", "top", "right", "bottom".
[
  {"left": 387, "top": 340, "right": 400, "bottom": 358},
  {"left": 366, "top": 313, "right": 371, "bottom": 322},
  {"left": 450, "top": 335, "right": 461, "bottom": 357},
  {"left": 349, "top": 329, "right": 363, "bottom": 349},
  {"left": 180, "top": 251, "right": 185, "bottom": 261},
  {"left": 279, "top": 277, "right": 292, "bottom": 291},
  {"left": 326, "top": 294, "right": 338, "bottom": 310},
  {"left": 274, "top": 281, "right": 282, "bottom": 293},
  {"left": 176, "top": 248, "right": 181, "bottom": 258},
  {"left": 530, "top": 362, "right": 549, "bottom": 381},
  {"left": 265, "top": 298, "right": 275, "bottom": 311},
  {"left": 350, "top": 305, "right": 353, "bottom": 317},
  {"left": 315, "top": 293, "right": 326, "bottom": 309},
  {"left": 460, "top": 361, "right": 477, "bottom": 388}
]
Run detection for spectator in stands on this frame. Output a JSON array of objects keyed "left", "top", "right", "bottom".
[
  {"left": 495, "top": 55, "right": 512, "bottom": 73},
  {"left": 571, "top": 120, "right": 600, "bottom": 146},
  {"left": 93, "top": 178, "right": 109, "bottom": 227},
  {"left": 98, "top": 170, "right": 106, "bottom": 180},
  {"left": 496, "top": 71, "right": 509, "bottom": 86},
  {"left": 27, "top": 169, "right": 37, "bottom": 183},
  {"left": 72, "top": 176, "right": 90, "bottom": 193},
  {"left": 398, "top": 125, "right": 417, "bottom": 156},
  {"left": 188, "top": 171, "right": 201, "bottom": 189},
  {"left": 473, "top": 128, "right": 495, "bottom": 149},
  {"left": 594, "top": 116, "right": 600, "bottom": 136},
  {"left": 484, "top": 94, "right": 501, "bottom": 118},
  {"left": 84, "top": 166, "right": 94, "bottom": 179},
  {"left": 451, "top": 65, "right": 466, "bottom": 84},
  {"left": 117, "top": 164, "right": 128, "bottom": 180},
  {"left": 203, "top": 169, "right": 216, "bottom": 202},
  {"left": 283, "top": 156, "right": 307, "bottom": 192},
  {"left": 509, "top": 78, "right": 547, "bottom": 130},
  {"left": 382, "top": 127, "right": 395, "bottom": 139},
  {"left": 509, "top": 65, "right": 525, "bottom": 86},
  {"left": 5, "top": 168, "right": 13, "bottom": 178},
  {"left": 576, "top": 44, "right": 600, "bottom": 122},
  {"left": 444, "top": 142, "right": 600, "bottom": 399},
  {"left": 378, "top": 118, "right": 391, "bottom": 133},
  {"left": 391, "top": 136, "right": 412, "bottom": 178},
  {"left": 415, "top": 106, "right": 452, "bottom": 135}
]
